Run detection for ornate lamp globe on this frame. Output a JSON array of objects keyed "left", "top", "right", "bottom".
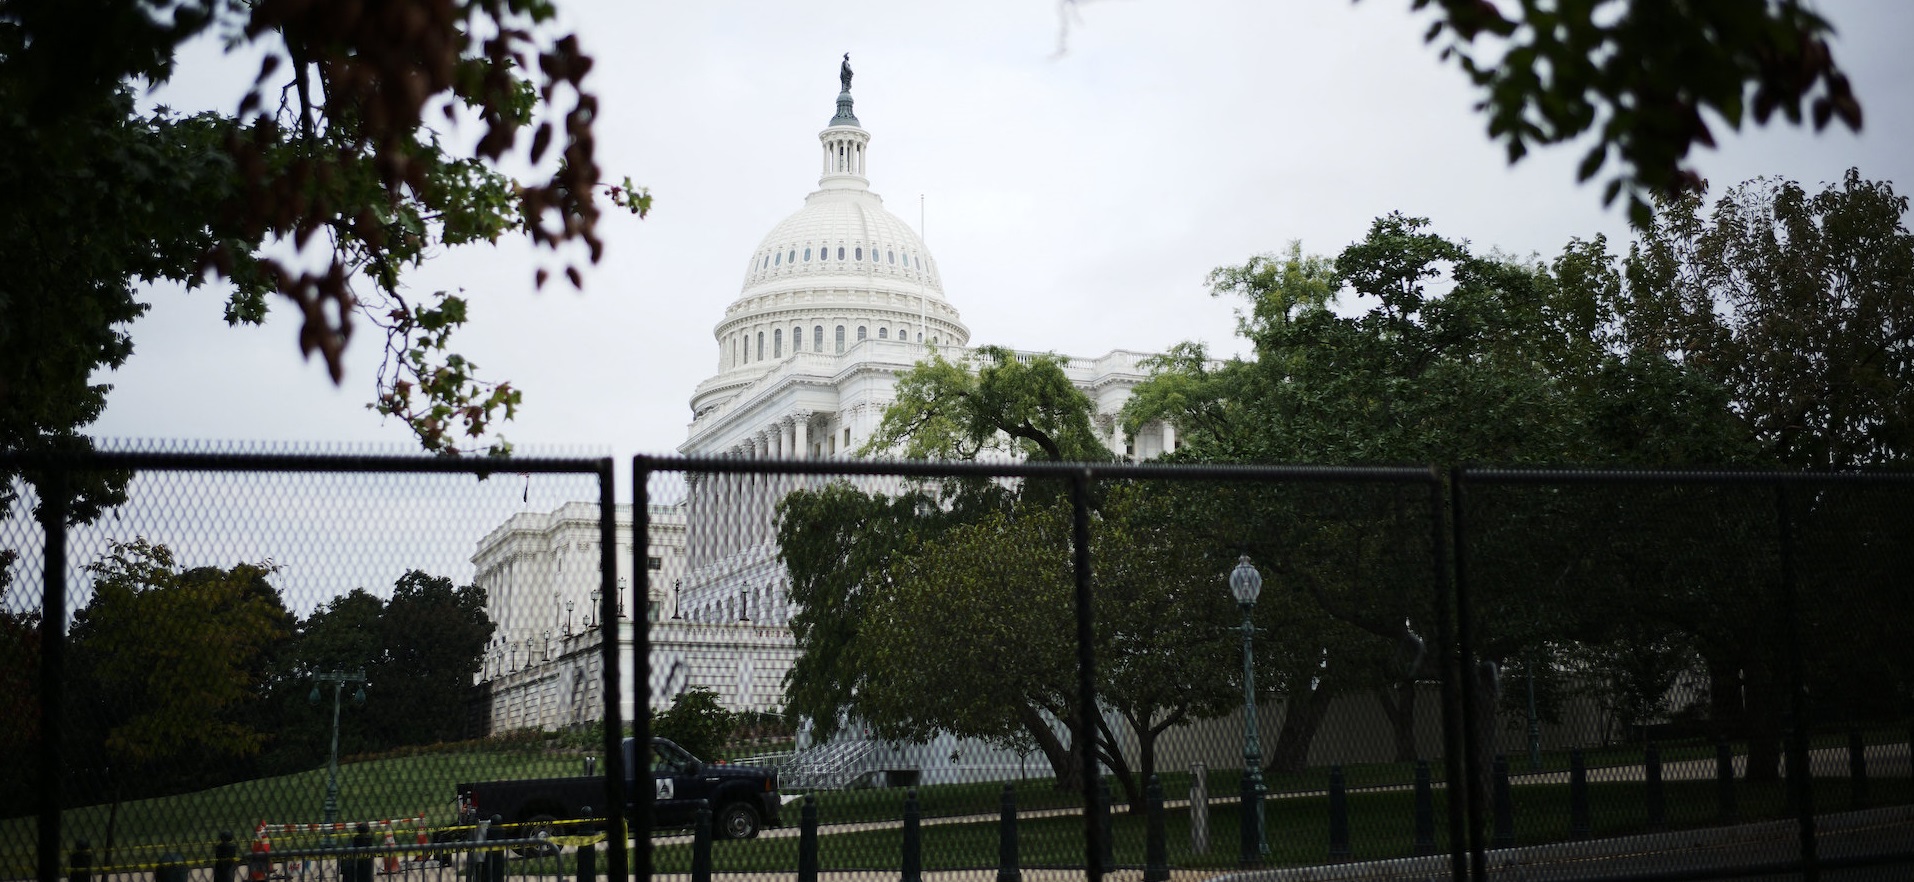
[{"left": 1229, "top": 554, "right": 1263, "bottom": 607}]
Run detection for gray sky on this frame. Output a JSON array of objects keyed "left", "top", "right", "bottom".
[{"left": 91, "top": 0, "right": 1914, "bottom": 485}]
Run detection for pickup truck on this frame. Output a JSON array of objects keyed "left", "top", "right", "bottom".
[{"left": 456, "top": 737, "right": 783, "bottom": 840}]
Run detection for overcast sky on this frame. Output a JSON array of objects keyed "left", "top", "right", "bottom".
[{"left": 91, "top": 0, "right": 1914, "bottom": 488}]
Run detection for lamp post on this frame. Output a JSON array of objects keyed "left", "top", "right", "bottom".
[
  {"left": 672, "top": 580, "right": 683, "bottom": 620},
  {"left": 565, "top": 599, "right": 574, "bottom": 635},
  {"left": 617, "top": 577, "right": 628, "bottom": 618},
  {"left": 1229, "top": 555, "right": 1267, "bottom": 865},
  {"left": 309, "top": 669, "right": 366, "bottom": 826}
]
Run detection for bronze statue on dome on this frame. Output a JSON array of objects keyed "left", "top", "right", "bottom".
[{"left": 840, "top": 53, "right": 853, "bottom": 92}]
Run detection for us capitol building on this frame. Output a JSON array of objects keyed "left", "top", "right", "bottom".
[{"left": 472, "top": 59, "right": 1179, "bottom": 750}]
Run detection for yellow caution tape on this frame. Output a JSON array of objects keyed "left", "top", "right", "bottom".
[{"left": 546, "top": 834, "right": 606, "bottom": 847}]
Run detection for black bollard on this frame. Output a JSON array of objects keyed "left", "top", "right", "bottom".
[
  {"left": 690, "top": 801, "right": 712, "bottom": 882},
  {"left": 1849, "top": 728, "right": 1869, "bottom": 809},
  {"left": 576, "top": 806, "right": 596, "bottom": 882},
  {"left": 995, "top": 785, "right": 1020, "bottom": 882},
  {"left": 215, "top": 831, "right": 237, "bottom": 882},
  {"left": 1645, "top": 743, "right": 1666, "bottom": 832},
  {"left": 484, "top": 815, "right": 506, "bottom": 882},
  {"left": 353, "top": 822, "right": 375, "bottom": 882},
  {"left": 1328, "top": 765, "right": 1351, "bottom": 862},
  {"left": 68, "top": 840, "right": 92, "bottom": 882},
  {"left": 1096, "top": 777, "right": 1115, "bottom": 870},
  {"left": 1716, "top": 740, "right": 1738, "bottom": 822},
  {"left": 1143, "top": 776, "right": 1168, "bottom": 882},
  {"left": 1492, "top": 754, "right": 1514, "bottom": 849},
  {"left": 1569, "top": 749, "right": 1591, "bottom": 839},
  {"left": 798, "top": 794, "right": 820, "bottom": 882},
  {"left": 900, "top": 788, "right": 922, "bottom": 882},
  {"left": 1413, "top": 761, "right": 1437, "bottom": 857},
  {"left": 155, "top": 852, "right": 187, "bottom": 882},
  {"left": 1239, "top": 773, "right": 1259, "bottom": 868}
]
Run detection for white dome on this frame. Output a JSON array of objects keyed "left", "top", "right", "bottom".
[{"left": 737, "top": 187, "right": 945, "bottom": 301}]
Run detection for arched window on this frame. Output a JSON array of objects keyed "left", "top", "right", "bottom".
[
  {"left": 878, "top": 327, "right": 888, "bottom": 339},
  {"left": 887, "top": 250, "right": 895, "bottom": 264},
  {"left": 835, "top": 325, "right": 845, "bottom": 353},
  {"left": 804, "top": 247, "right": 811, "bottom": 261},
  {"left": 761, "top": 255, "right": 769, "bottom": 269},
  {"left": 854, "top": 247, "right": 863, "bottom": 261},
  {"left": 816, "top": 326, "right": 824, "bottom": 351},
  {"left": 836, "top": 246, "right": 845, "bottom": 260},
  {"left": 793, "top": 326, "right": 804, "bottom": 352},
  {"left": 774, "top": 329, "right": 782, "bottom": 357},
  {"left": 857, "top": 326, "right": 867, "bottom": 341},
  {"left": 757, "top": 331, "right": 764, "bottom": 361},
  {"left": 773, "top": 251, "right": 781, "bottom": 266},
  {"left": 788, "top": 249, "right": 796, "bottom": 264}
]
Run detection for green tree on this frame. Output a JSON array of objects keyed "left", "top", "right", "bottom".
[
  {"left": 372, "top": 570, "right": 495, "bottom": 747},
  {"left": 0, "top": 0, "right": 648, "bottom": 480},
  {"left": 651, "top": 686, "right": 734, "bottom": 763}
]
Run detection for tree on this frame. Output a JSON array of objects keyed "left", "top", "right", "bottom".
[
  {"left": 373, "top": 570, "right": 495, "bottom": 746},
  {"left": 1401, "top": 0, "right": 1863, "bottom": 225},
  {"left": 0, "top": 0, "right": 648, "bottom": 478},
  {"left": 652, "top": 686, "right": 734, "bottom": 763}
]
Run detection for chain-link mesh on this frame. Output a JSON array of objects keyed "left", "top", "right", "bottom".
[{"left": 10, "top": 454, "right": 1912, "bottom": 882}]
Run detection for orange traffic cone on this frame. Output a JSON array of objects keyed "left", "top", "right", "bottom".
[
  {"left": 381, "top": 823, "right": 401, "bottom": 875},
  {"left": 248, "top": 829, "right": 271, "bottom": 882}
]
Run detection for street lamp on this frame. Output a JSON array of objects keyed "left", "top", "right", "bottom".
[
  {"left": 1229, "top": 554, "right": 1268, "bottom": 865},
  {"left": 672, "top": 580, "right": 683, "bottom": 620},
  {"left": 618, "top": 577, "right": 628, "bottom": 618},
  {"left": 308, "top": 669, "right": 366, "bottom": 826},
  {"left": 565, "top": 599, "right": 574, "bottom": 635}
]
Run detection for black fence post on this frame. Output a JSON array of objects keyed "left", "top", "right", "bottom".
[
  {"left": 215, "top": 832, "right": 237, "bottom": 882},
  {"left": 798, "top": 794, "right": 819, "bottom": 882},
  {"left": 1413, "top": 761, "right": 1437, "bottom": 857},
  {"left": 1144, "top": 775, "right": 1168, "bottom": 882},
  {"left": 901, "top": 788, "right": 922, "bottom": 882},
  {"left": 996, "top": 785, "right": 1020, "bottom": 882},
  {"left": 1645, "top": 743, "right": 1666, "bottom": 832},
  {"left": 1716, "top": 740, "right": 1738, "bottom": 822},
  {"left": 67, "top": 840, "right": 91, "bottom": 882},
  {"left": 1491, "top": 755, "right": 1514, "bottom": 849},
  {"left": 691, "top": 801, "right": 713, "bottom": 882},
  {"left": 1569, "top": 749, "right": 1590, "bottom": 840},
  {"left": 1848, "top": 728, "right": 1868, "bottom": 809},
  {"left": 1097, "top": 777, "right": 1115, "bottom": 870},
  {"left": 1328, "top": 765, "right": 1351, "bottom": 862}
]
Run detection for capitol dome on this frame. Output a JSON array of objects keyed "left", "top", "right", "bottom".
[{"left": 690, "top": 64, "right": 969, "bottom": 419}]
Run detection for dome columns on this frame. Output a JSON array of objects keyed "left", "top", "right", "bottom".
[{"left": 819, "top": 125, "right": 872, "bottom": 190}]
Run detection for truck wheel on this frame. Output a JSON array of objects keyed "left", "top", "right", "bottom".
[
  {"left": 714, "top": 802, "right": 761, "bottom": 840},
  {"left": 514, "top": 813, "right": 562, "bottom": 858}
]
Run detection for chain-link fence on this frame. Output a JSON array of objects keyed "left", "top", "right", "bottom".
[{"left": 7, "top": 451, "right": 1912, "bottom": 882}]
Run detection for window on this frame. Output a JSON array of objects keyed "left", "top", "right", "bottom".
[
  {"left": 855, "top": 247, "right": 863, "bottom": 260},
  {"left": 815, "top": 325, "right": 824, "bottom": 351},
  {"left": 837, "top": 246, "right": 845, "bottom": 260},
  {"left": 788, "top": 249, "right": 796, "bottom": 264},
  {"left": 647, "top": 556, "right": 663, "bottom": 570},
  {"left": 878, "top": 327, "right": 888, "bottom": 339},
  {"left": 887, "top": 250, "right": 895, "bottom": 264},
  {"left": 774, "top": 251, "right": 781, "bottom": 266},
  {"left": 844, "top": 427, "right": 851, "bottom": 446},
  {"left": 804, "top": 247, "right": 811, "bottom": 261},
  {"left": 757, "top": 331, "right": 764, "bottom": 361},
  {"left": 835, "top": 325, "right": 845, "bottom": 353},
  {"left": 774, "top": 328, "right": 783, "bottom": 357},
  {"left": 857, "top": 326, "right": 867, "bottom": 341},
  {"left": 761, "top": 255, "right": 769, "bottom": 269},
  {"left": 647, "top": 601, "right": 660, "bottom": 623},
  {"left": 794, "top": 326, "right": 803, "bottom": 352}
]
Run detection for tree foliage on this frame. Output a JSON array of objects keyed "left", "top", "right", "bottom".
[
  {"left": 0, "top": 0, "right": 649, "bottom": 477},
  {"left": 1406, "top": 0, "right": 1864, "bottom": 225},
  {"left": 651, "top": 686, "right": 734, "bottom": 764}
]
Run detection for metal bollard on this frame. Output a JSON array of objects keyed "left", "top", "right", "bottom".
[
  {"left": 1096, "top": 777, "right": 1115, "bottom": 870},
  {"left": 690, "top": 801, "right": 712, "bottom": 882},
  {"left": 1569, "top": 749, "right": 1590, "bottom": 839},
  {"left": 1189, "top": 763, "right": 1209, "bottom": 856},
  {"left": 1143, "top": 775, "right": 1169, "bottom": 882},
  {"left": 155, "top": 852, "right": 187, "bottom": 882},
  {"left": 1413, "top": 761, "right": 1437, "bottom": 856},
  {"left": 1328, "top": 765, "right": 1351, "bottom": 862},
  {"left": 215, "top": 832, "right": 238, "bottom": 882},
  {"left": 577, "top": 806, "right": 596, "bottom": 882},
  {"left": 1645, "top": 743, "right": 1666, "bottom": 831},
  {"left": 1716, "top": 740, "right": 1738, "bottom": 822},
  {"left": 353, "top": 822, "right": 375, "bottom": 882},
  {"left": 995, "top": 784, "right": 1020, "bottom": 882},
  {"left": 900, "top": 788, "right": 922, "bottom": 882},
  {"left": 1492, "top": 754, "right": 1514, "bottom": 848},
  {"left": 1849, "top": 728, "right": 1869, "bottom": 809},
  {"left": 1238, "top": 771, "right": 1260, "bottom": 868},
  {"left": 798, "top": 794, "right": 820, "bottom": 882},
  {"left": 484, "top": 816, "right": 505, "bottom": 882},
  {"left": 68, "top": 840, "right": 92, "bottom": 882}
]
